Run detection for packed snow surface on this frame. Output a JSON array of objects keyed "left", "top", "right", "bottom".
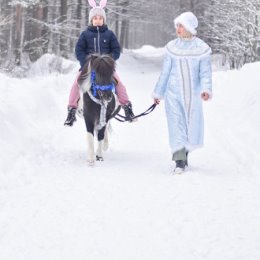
[{"left": 1, "top": 47, "right": 260, "bottom": 259}]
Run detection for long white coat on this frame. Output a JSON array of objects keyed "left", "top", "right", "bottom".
[{"left": 153, "top": 37, "right": 212, "bottom": 154}]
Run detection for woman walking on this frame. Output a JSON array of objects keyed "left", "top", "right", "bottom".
[{"left": 153, "top": 12, "right": 212, "bottom": 174}]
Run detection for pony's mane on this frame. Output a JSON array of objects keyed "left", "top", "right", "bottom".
[
  {"left": 92, "top": 55, "right": 115, "bottom": 85},
  {"left": 78, "top": 54, "right": 115, "bottom": 86}
]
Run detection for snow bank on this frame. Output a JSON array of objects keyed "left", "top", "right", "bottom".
[{"left": 26, "top": 54, "right": 78, "bottom": 77}]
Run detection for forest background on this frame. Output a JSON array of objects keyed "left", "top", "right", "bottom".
[{"left": 0, "top": 0, "right": 259, "bottom": 73}]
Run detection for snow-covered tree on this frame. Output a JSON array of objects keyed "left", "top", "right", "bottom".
[
  {"left": 202, "top": 0, "right": 260, "bottom": 68},
  {"left": 0, "top": 0, "right": 259, "bottom": 70}
]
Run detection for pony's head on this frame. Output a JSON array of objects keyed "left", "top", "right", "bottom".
[
  {"left": 92, "top": 54, "right": 116, "bottom": 102},
  {"left": 78, "top": 54, "right": 116, "bottom": 102},
  {"left": 91, "top": 54, "right": 115, "bottom": 85}
]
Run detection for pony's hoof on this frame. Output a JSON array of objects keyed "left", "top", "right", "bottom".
[
  {"left": 96, "top": 155, "right": 104, "bottom": 161},
  {"left": 87, "top": 160, "right": 95, "bottom": 166}
]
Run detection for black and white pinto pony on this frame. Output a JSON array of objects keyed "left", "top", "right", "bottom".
[{"left": 78, "top": 54, "right": 120, "bottom": 166}]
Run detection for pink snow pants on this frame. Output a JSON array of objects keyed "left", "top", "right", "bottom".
[{"left": 68, "top": 71, "right": 129, "bottom": 108}]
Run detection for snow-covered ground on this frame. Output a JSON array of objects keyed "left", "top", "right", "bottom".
[{"left": 0, "top": 47, "right": 260, "bottom": 260}]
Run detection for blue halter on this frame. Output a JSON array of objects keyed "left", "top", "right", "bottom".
[{"left": 91, "top": 71, "right": 115, "bottom": 97}]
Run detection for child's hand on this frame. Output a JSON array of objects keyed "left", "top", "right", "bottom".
[
  {"left": 154, "top": 98, "right": 160, "bottom": 105},
  {"left": 201, "top": 92, "right": 209, "bottom": 101}
]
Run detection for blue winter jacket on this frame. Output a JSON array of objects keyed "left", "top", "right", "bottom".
[{"left": 75, "top": 25, "right": 121, "bottom": 69}]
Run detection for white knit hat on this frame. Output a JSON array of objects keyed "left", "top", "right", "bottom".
[
  {"left": 88, "top": 0, "right": 107, "bottom": 24},
  {"left": 174, "top": 12, "right": 198, "bottom": 35}
]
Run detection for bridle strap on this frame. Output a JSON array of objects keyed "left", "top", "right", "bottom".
[{"left": 91, "top": 71, "right": 115, "bottom": 97}]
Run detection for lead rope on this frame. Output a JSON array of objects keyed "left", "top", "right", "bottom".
[{"left": 114, "top": 104, "right": 157, "bottom": 122}]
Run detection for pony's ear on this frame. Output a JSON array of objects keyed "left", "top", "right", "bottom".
[
  {"left": 99, "top": 0, "right": 107, "bottom": 8},
  {"left": 88, "top": 0, "right": 97, "bottom": 7}
]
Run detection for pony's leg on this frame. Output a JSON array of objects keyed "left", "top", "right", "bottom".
[
  {"left": 86, "top": 132, "right": 95, "bottom": 165},
  {"left": 85, "top": 119, "right": 95, "bottom": 165},
  {"left": 96, "top": 140, "right": 104, "bottom": 161},
  {"left": 103, "top": 123, "right": 110, "bottom": 151},
  {"left": 96, "top": 127, "right": 106, "bottom": 161}
]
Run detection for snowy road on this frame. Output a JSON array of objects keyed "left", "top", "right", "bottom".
[{"left": 1, "top": 50, "right": 260, "bottom": 259}]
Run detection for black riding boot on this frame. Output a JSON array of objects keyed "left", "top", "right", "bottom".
[
  {"left": 122, "top": 102, "right": 136, "bottom": 122},
  {"left": 64, "top": 107, "right": 77, "bottom": 126}
]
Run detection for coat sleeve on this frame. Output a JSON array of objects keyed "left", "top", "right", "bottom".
[
  {"left": 109, "top": 31, "right": 121, "bottom": 61},
  {"left": 153, "top": 54, "right": 172, "bottom": 99},
  {"left": 75, "top": 32, "right": 88, "bottom": 69},
  {"left": 199, "top": 54, "right": 212, "bottom": 98}
]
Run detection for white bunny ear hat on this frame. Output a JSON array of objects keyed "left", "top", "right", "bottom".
[{"left": 88, "top": 0, "right": 107, "bottom": 24}]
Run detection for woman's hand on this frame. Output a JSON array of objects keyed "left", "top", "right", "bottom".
[
  {"left": 201, "top": 92, "right": 209, "bottom": 101},
  {"left": 154, "top": 98, "right": 160, "bottom": 105}
]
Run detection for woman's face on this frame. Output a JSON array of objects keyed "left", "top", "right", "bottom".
[
  {"left": 92, "top": 15, "right": 104, "bottom": 26},
  {"left": 176, "top": 24, "right": 192, "bottom": 38}
]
